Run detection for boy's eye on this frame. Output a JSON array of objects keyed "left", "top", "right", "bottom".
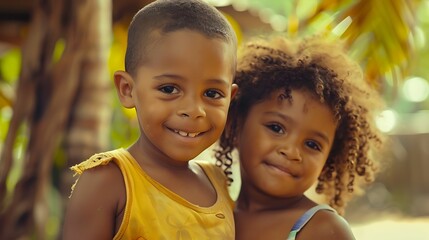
[
  {"left": 306, "top": 140, "right": 322, "bottom": 151},
  {"left": 266, "top": 124, "right": 284, "bottom": 134},
  {"left": 205, "top": 89, "right": 224, "bottom": 99},
  {"left": 159, "top": 85, "right": 179, "bottom": 94}
]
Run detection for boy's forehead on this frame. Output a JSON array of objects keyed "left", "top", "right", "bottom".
[
  {"left": 147, "top": 28, "right": 234, "bottom": 47},
  {"left": 141, "top": 29, "right": 236, "bottom": 68}
]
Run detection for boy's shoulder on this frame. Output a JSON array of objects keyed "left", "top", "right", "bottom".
[
  {"left": 70, "top": 149, "right": 124, "bottom": 175},
  {"left": 68, "top": 149, "right": 126, "bottom": 200}
]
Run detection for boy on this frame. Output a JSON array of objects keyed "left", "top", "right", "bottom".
[{"left": 62, "top": 0, "right": 238, "bottom": 239}]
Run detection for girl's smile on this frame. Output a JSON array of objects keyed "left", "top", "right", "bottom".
[
  {"left": 262, "top": 160, "right": 299, "bottom": 179},
  {"left": 237, "top": 89, "right": 337, "bottom": 199}
]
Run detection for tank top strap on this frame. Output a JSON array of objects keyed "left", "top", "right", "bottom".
[{"left": 287, "top": 204, "right": 336, "bottom": 240}]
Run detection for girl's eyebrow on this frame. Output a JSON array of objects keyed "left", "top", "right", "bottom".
[
  {"left": 264, "top": 111, "right": 294, "bottom": 124},
  {"left": 264, "top": 111, "right": 332, "bottom": 145},
  {"left": 309, "top": 130, "right": 332, "bottom": 146}
]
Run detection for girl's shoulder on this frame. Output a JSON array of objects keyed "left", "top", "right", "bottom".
[{"left": 295, "top": 205, "right": 355, "bottom": 240}]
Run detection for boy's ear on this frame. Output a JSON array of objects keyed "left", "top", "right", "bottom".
[
  {"left": 114, "top": 70, "right": 135, "bottom": 108},
  {"left": 230, "top": 83, "right": 239, "bottom": 99}
]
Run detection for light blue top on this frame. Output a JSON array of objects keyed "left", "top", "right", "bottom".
[{"left": 286, "top": 204, "right": 337, "bottom": 240}]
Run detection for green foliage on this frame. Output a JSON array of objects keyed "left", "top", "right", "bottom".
[
  {"left": 0, "top": 107, "right": 12, "bottom": 142},
  {"left": 109, "top": 93, "right": 140, "bottom": 149},
  {"left": 234, "top": 0, "right": 425, "bottom": 93},
  {"left": 0, "top": 48, "right": 21, "bottom": 84},
  {"left": 108, "top": 23, "right": 140, "bottom": 149},
  {"left": 53, "top": 39, "right": 65, "bottom": 62},
  {"left": 4, "top": 123, "right": 28, "bottom": 199}
]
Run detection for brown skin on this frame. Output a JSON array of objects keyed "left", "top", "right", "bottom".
[
  {"left": 235, "top": 196, "right": 354, "bottom": 240},
  {"left": 234, "top": 90, "right": 355, "bottom": 240},
  {"left": 62, "top": 163, "right": 125, "bottom": 239},
  {"left": 62, "top": 30, "right": 238, "bottom": 239}
]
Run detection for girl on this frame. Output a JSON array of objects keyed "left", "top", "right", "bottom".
[{"left": 215, "top": 35, "right": 385, "bottom": 240}]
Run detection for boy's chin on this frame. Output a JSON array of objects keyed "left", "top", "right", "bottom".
[{"left": 163, "top": 150, "right": 205, "bottom": 165}]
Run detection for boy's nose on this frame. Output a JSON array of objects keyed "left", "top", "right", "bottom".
[{"left": 177, "top": 97, "right": 206, "bottom": 119}]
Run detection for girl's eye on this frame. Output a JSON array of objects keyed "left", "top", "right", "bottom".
[
  {"left": 306, "top": 140, "right": 322, "bottom": 151},
  {"left": 205, "top": 89, "right": 224, "bottom": 99},
  {"left": 159, "top": 85, "right": 179, "bottom": 94},
  {"left": 266, "top": 124, "right": 285, "bottom": 134}
]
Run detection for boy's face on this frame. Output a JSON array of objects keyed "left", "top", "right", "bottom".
[
  {"left": 116, "top": 30, "right": 237, "bottom": 164},
  {"left": 237, "top": 89, "right": 337, "bottom": 199}
]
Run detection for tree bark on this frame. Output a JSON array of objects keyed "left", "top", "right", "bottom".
[
  {"left": 0, "top": 0, "right": 111, "bottom": 239},
  {"left": 60, "top": 0, "right": 112, "bottom": 228}
]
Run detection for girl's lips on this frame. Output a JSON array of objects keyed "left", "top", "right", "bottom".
[{"left": 264, "top": 161, "right": 298, "bottom": 178}]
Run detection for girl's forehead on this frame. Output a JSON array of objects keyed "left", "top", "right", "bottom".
[{"left": 261, "top": 89, "right": 333, "bottom": 117}]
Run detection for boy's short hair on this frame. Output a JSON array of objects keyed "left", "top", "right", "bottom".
[{"left": 125, "top": 0, "right": 237, "bottom": 75}]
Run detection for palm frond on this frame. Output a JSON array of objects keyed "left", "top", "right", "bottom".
[
  {"left": 232, "top": 0, "right": 422, "bottom": 93},
  {"left": 330, "top": 0, "right": 420, "bottom": 90}
]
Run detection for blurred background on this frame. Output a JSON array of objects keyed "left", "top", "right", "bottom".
[{"left": 0, "top": 0, "right": 428, "bottom": 239}]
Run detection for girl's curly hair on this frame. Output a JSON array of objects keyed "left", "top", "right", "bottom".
[{"left": 214, "top": 35, "right": 385, "bottom": 214}]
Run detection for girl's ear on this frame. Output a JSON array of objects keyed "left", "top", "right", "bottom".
[{"left": 114, "top": 70, "right": 135, "bottom": 108}]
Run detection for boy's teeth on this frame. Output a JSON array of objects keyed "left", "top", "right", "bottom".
[
  {"left": 175, "top": 130, "right": 199, "bottom": 138},
  {"left": 188, "top": 133, "right": 197, "bottom": 137}
]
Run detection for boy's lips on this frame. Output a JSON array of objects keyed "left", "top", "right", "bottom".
[
  {"left": 173, "top": 129, "right": 201, "bottom": 138},
  {"left": 167, "top": 127, "right": 206, "bottom": 138}
]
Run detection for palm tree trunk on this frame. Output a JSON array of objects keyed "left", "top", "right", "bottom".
[
  {"left": 0, "top": 0, "right": 111, "bottom": 238},
  {"left": 59, "top": 0, "right": 112, "bottom": 227}
]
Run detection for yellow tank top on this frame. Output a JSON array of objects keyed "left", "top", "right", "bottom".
[{"left": 71, "top": 148, "right": 234, "bottom": 240}]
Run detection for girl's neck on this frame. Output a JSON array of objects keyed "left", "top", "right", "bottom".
[{"left": 235, "top": 187, "right": 314, "bottom": 213}]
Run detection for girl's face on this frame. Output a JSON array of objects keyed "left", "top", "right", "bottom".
[{"left": 237, "top": 89, "right": 337, "bottom": 198}]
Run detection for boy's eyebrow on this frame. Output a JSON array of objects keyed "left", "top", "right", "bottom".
[
  {"left": 206, "top": 78, "right": 230, "bottom": 88},
  {"left": 154, "top": 74, "right": 230, "bottom": 87},
  {"left": 264, "top": 111, "right": 332, "bottom": 145},
  {"left": 154, "top": 74, "right": 184, "bottom": 81}
]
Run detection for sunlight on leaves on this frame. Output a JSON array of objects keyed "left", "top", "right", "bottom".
[{"left": 0, "top": 48, "right": 21, "bottom": 83}]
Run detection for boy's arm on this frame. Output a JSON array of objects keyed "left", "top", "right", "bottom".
[{"left": 62, "top": 163, "right": 125, "bottom": 240}]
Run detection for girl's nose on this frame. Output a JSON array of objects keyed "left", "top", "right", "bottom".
[{"left": 277, "top": 143, "right": 302, "bottom": 162}]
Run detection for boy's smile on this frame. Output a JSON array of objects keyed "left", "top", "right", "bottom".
[
  {"left": 115, "top": 29, "right": 237, "bottom": 165},
  {"left": 166, "top": 126, "right": 207, "bottom": 142},
  {"left": 169, "top": 128, "right": 203, "bottom": 138}
]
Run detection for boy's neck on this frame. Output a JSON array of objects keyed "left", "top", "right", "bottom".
[
  {"left": 128, "top": 138, "right": 191, "bottom": 170},
  {"left": 126, "top": 139, "right": 217, "bottom": 207}
]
